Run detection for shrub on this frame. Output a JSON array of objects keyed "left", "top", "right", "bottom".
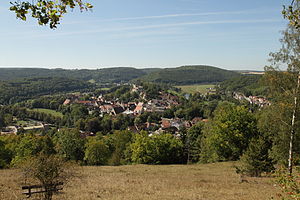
[{"left": 236, "top": 136, "right": 274, "bottom": 177}]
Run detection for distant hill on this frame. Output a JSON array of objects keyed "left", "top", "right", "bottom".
[
  {"left": 0, "top": 66, "right": 238, "bottom": 85},
  {"left": 0, "top": 77, "right": 92, "bottom": 104},
  {"left": 139, "top": 65, "right": 240, "bottom": 85},
  {"left": 0, "top": 67, "right": 147, "bottom": 83}
]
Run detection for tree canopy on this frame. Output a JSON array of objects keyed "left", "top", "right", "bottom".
[
  {"left": 9, "top": 0, "right": 92, "bottom": 29},
  {"left": 283, "top": 0, "right": 300, "bottom": 28}
]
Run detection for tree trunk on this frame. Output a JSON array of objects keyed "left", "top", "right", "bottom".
[{"left": 288, "top": 72, "right": 300, "bottom": 175}]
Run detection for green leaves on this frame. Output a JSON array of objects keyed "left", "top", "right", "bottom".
[
  {"left": 200, "top": 103, "right": 258, "bottom": 163},
  {"left": 129, "top": 133, "right": 184, "bottom": 164},
  {"left": 283, "top": 1, "right": 300, "bottom": 29},
  {"left": 9, "top": 0, "right": 93, "bottom": 29}
]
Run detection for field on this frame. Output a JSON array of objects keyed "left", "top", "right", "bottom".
[
  {"left": 0, "top": 162, "right": 279, "bottom": 200},
  {"left": 176, "top": 84, "right": 215, "bottom": 94},
  {"left": 29, "top": 108, "right": 63, "bottom": 118}
]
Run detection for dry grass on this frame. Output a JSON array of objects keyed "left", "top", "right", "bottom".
[{"left": 0, "top": 162, "right": 279, "bottom": 200}]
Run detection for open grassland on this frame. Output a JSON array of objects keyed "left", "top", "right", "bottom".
[
  {"left": 29, "top": 108, "right": 63, "bottom": 118},
  {"left": 176, "top": 84, "right": 215, "bottom": 94},
  {"left": 0, "top": 162, "right": 279, "bottom": 200}
]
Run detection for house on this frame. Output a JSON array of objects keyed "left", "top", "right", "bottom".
[
  {"left": 134, "top": 102, "right": 144, "bottom": 115},
  {"left": 75, "top": 100, "right": 98, "bottom": 107},
  {"left": 161, "top": 117, "right": 187, "bottom": 131},
  {"left": 131, "top": 84, "right": 143, "bottom": 93},
  {"left": 63, "top": 99, "right": 71, "bottom": 105},
  {"left": 161, "top": 118, "right": 172, "bottom": 129},
  {"left": 99, "top": 104, "right": 124, "bottom": 116},
  {"left": 1, "top": 126, "right": 18, "bottom": 135},
  {"left": 100, "top": 104, "right": 114, "bottom": 114}
]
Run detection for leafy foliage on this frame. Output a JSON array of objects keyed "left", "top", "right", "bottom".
[
  {"left": 263, "top": 26, "right": 300, "bottom": 166},
  {"left": 10, "top": 0, "right": 93, "bottom": 29},
  {"left": 21, "top": 153, "right": 74, "bottom": 200},
  {"left": 84, "top": 138, "right": 110, "bottom": 165},
  {"left": 283, "top": 0, "right": 300, "bottom": 29},
  {"left": 0, "top": 139, "right": 12, "bottom": 169},
  {"left": 11, "top": 134, "right": 55, "bottom": 166},
  {"left": 53, "top": 129, "right": 85, "bottom": 161},
  {"left": 274, "top": 167, "right": 300, "bottom": 199},
  {"left": 236, "top": 136, "right": 274, "bottom": 177},
  {"left": 128, "top": 132, "right": 184, "bottom": 164},
  {"left": 200, "top": 103, "right": 258, "bottom": 163}
]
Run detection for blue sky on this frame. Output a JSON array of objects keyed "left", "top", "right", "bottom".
[{"left": 0, "top": 0, "right": 290, "bottom": 70}]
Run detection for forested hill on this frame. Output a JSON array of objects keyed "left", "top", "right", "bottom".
[
  {"left": 219, "top": 74, "right": 267, "bottom": 96},
  {"left": 0, "top": 67, "right": 147, "bottom": 83},
  {"left": 0, "top": 77, "right": 92, "bottom": 105},
  {"left": 139, "top": 65, "right": 240, "bottom": 85},
  {"left": 0, "top": 66, "right": 238, "bottom": 85}
]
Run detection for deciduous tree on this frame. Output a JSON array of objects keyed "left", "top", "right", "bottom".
[
  {"left": 21, "top": 153, "right": 74, "bottom": 200},
  {"left": 54, "top": 129, "right": 85, "bottom": 161},
  {"left": 84, "top": 138, "right": 110, "bottom": 165},
  {"left": 10, "top": 0, "right": 93, "bottom": 29},
  {"left": 200, "top": 102, "right": 257, "bottom": 163},
  {"left": 264, "top": 25, "right": 300, "bottom": 174}
]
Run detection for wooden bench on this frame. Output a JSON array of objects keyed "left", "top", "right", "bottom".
[{"left": 22, "top": 182, "right": 63, "bottom": 198}]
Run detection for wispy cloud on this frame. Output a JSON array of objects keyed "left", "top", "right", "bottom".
[
  {"left": 3, "top": 18, "right": 281, "bottom": 39},
  {"left": 99, "top": 11, "right": 254, "bottom": 22},
  {"left": 65, "top": 9, "right": 278, "bottom": 25}
]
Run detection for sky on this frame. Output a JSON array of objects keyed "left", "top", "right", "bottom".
[{"left": 0, "top": 0, "right": 291, "bottom": 70}]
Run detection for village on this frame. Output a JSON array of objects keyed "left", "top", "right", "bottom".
[
  {"left": 1, "top": 83, "right": 209, "bottom": 136},
  {"left": 62, "top": 84, "right": 208, "bottom": 136}
]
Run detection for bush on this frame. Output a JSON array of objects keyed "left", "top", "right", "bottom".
[
  {"left": 129, "top": 133, "right": 184, "bottom": 164},
  {"left": 200, "top": 103, "right": 257, "bottom": 163},
  {"left": 273, "top": 167, "right": 300, "bottom": 200},
  {"left": 21, "top": 153, "right": 75, "bottom": 200},
  {"left": 236, "top": 136, "right": 274, "bottom": 177},
  {"left": 84, "top": 139, "right": 110, "bottom": 165}
]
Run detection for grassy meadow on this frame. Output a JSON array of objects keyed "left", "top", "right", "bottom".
[
  {"left": 176, "top": 84, "right": 215, "bottom": 94},
  {"left": 0, "top": 162, "right": 279, "bottom": 200},
  {"left": 29, "top": 108, "right": 64, "bottom": 118}
]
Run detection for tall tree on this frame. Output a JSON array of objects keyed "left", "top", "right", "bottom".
[
  {"left": 53, "top": 129, "right": 85, "bottom": 161},
  {"left": 9, "top": 0, "right": 92, "bottom": 29},
  {"left": 264, "top": 25, "right": 300, "bottom": 174},
  {"left": 200, "top": 102, "right": 257, "bottom": 163}
]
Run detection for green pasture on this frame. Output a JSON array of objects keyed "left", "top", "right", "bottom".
[
  {"left": 29, "top": 108, "right": 64, "bottom": 118},
  {"left": 176, "top": 84, "right": 216, "bottom": 94}
]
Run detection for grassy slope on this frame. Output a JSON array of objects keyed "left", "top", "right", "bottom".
[
  {"left": 0, "top": 162, "right": 278, "bottom": 200},
  {"left": 176, "top": 84, "right": 216, "bottom": 94},
  {"left": 29, "top": 108, "right": 63, "bottom": 118}
]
